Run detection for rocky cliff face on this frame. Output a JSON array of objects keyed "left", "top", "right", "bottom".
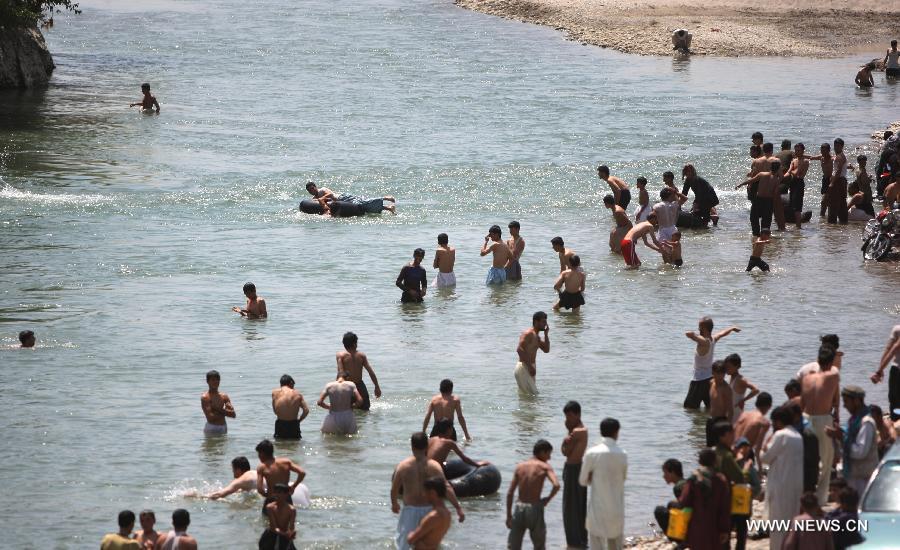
[{"left": 0, "top": 26, "right": 55, "bottom": 88}]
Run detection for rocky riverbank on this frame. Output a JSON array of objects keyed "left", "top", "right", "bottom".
[{"left": 0, "top": 26, "right": 54, "bottom": 88}]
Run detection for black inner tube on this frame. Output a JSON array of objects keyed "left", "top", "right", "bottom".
[{"left": 444, "top": 459, "right": 502, "bottom": 498}]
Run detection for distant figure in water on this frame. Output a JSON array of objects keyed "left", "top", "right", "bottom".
[
  {"left": 204, "top": 456, "right": 257, "bottom": 499},
  {"left": 336, "top": 331, "right": 382, "bottom": 411},
  {"left": 432, "top": 233, "right": 457, "bottom": 289},
  {"left": 129, "top": 83, "right": 160, "bottom": 114},
  {"left": 134, "top": 510, "right": 162, "bottom": 549},
  {"left": 233, "top": 281, "right": 267, "bottom": 319},
  {"left": 406, "top": 477, "right": 452, "bottom": 550},
  {"left": 427, "top": 419, "right": 489, "bottom": 467},
  {"left": 515, "top": 311, "right": 550, "bottom": 395},
  {"left": 553, "top": 254, "right": 585, "bottom": 312},
  {"left": 884, "top": 40, "right": 900, "bottom": 78},
  {"left": 482, "top": 224, "right": 513, "bottom": 285},
  {"left": 18, "top": 330, "right": 35, "bottom": 348},
  {"left": 672, "top": 29, "right": 692, "bottom": 54},
  {"left": 201, "top": 369, "right": 235, "bottom": 436},
  {"left": 305, "top": 181, "right": 396, "bottom": 214},
  {"left": 506, "top": 220, "right": 525, "bottom": 281},
  {"left": 396, "top": 248, "right": 427, "bottom": 303},
  {"left": 318, "top": 371, "right": 362, "bottom": 435},
  {"left": 856, "top": 63, "right": 875, "bottom": 88},
  {"left": 157, "top": 509, "right": 197, "bottom": 550},
  {"left": 272, "top": 375, "right": 309, "bottom": 440},
  {"left": 422, "top": 378, "right": 473, "bottom": 441}
]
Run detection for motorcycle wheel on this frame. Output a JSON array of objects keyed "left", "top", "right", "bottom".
[{"left": 864, "top": 234, "right": 891, "bottom": 261}]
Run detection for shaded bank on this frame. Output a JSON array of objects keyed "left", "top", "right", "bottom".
[
  {"left": 0, "top": 27, "right": 54, "bottom": 88},
  {"left": 454, "top": 0, "right": 900, "bottom": 57}
]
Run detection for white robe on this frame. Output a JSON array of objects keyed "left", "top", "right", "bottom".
[
  {"left": 578, "top": 437, "right": 627, "bottom": 539},
  {"left": 760, "top": 427, "right": 803, "bottom": 550}
]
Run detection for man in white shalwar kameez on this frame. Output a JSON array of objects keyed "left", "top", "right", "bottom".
[
  {"left": 760, "top": 406, "right": 803, "bottom": 550},
  {"left": 578, "top": 418, "right": 626, "bottom": 550}
]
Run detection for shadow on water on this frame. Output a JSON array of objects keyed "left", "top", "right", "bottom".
[
  {"left": 512, "top": 393, "right": 543, "bottom": 451},
  {"left": 0, "top": 88, "right": 48, "bottom": 132},
  {"left": 200, "top": 432, "right": 229, "bottom": 461}
]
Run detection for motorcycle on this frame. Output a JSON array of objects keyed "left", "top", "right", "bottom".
[{"left": 862, "top": 202, "right": 900, "bottom": 261}]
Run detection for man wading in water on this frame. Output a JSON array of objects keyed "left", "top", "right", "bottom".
[
  {"left": 335, "top": 331, "right": 381, "bottom": 411},
  {"left": 271, "top": 375, "right": 309, "bottom": 440},
  {"left": 515, "top": 311, "right": 550, "bottom": 395}
]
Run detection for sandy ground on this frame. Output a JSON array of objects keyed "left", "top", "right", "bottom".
[{"left": 454, "top": 0, "right": 900, "bottom": 57}]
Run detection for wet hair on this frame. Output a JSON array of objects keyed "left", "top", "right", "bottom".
[
  {"left": 698, "top": 449, "right": 717, "bottom": 467},
  {"left": 713, "top": 421, "right": 734, "bottom": 443},
  {"left": 273, "top": 483, "right": 290, "bottom": 494},
  {"left": 750, "top": 145, "right": 762, "bottom": 157},
  {"left": 488, "top": 225, "right": 502, "bottom": 236},
  {"left": 550, "top": 236, "right": 564, "bottom": 246},
  {"left": 762, "top": 142, "right": 774, "bottom": 155},
  {"left": 660, "top": 188, "right": 672, "bottom": 200},
  {"left": 662, "top": 458, "right": 683, "bottom": 478},
  {"left": 413, "top": 248, "right": 425, "bottom": 258},
  {"left": 751, "top": 131, "right": 764, "bottom": 142},
  {"left": 781, "top": 139, "right": 791, "bottom": 150},
  {"left": 171, "top": 509, "right": 190, "bottom": 530},
  {"left": 711, "top": 360, "right": 726, "bottom": 375},
  {"left": 893, "top": 40, "right": 898, "bottom": 48},
  {"left": 280, "top": 374, "right": 294, "bottom": 387},
  {"left": 139, "top": 509, "right": 155, "bottom": 520},
  {"left": 305, "top": 181, "right": 316, "bottom": 191},
  {"left": 681, "top": 164, "right": 695, "bottom": 177},
  {"left": 231, "top": 456, "right": 251, "bottom": 473},
  {"left": 255, "top": 439, "right": 275, "bottom": 458},
  {"left": 532, "top": 311, "right": 547, "bottom": 323},
  {"left": 439, "top": 379, "right": 453, "bottom": 394},
  {"left": 756, "top": 392, "right": 773, "bottom": 409},
  {"left": 411, "top": 431, "right": 428, "bottom": 450},
  {"left": 795, "top": 142, "right": 805, "bottom": 151},
  {"left": 770, "top": 406, "right": 793, "bottom": 426},
  {"left": 821, "top": 142, "right": 831, "bottom": 152},
  {"left": 820, "top": 334, "right": 839, "bottom": 350},
  {"left": 342, "top": 331, "right": 358, "bottom": 349},
  {"left": 800, "top": 491, "right": 819, "bottom": 513},
  {"left": 636, "top": 176, "right": 647, "bottom": 186},
  {"left": 563, "top": 400, "right": 581, "bottom": 415},
  {"left": 424, "top": 476, "right": 447, "bottom": 498},
  {"left": 663, "top": 171, "right": 674, "bottom": 180},
  {"left": 18, "top": 330, "right": 34, "bottom": 344},
  {"left": 784, "top": 379, "right": 801, "bottom": 396},
  {"left": 834, "top": 137, "right": 844, "bottom": 147},
  {"left": 118, "top": 510, "right": 136, "bottom": 528},
  {"left": 857, "top": 155, "right": 867, "bottom": 164},
  {"left": 817, "top": 345, "right": 836, "bottom": 367},
  {"left": 602, "top": 194, "right": 616, "bottom": 206},
  {"left": 600, "top": 417, "right": 620, "bottom": 437},
  {"left": 141, "top": 83, "right": 150, "bottom": 90},
  {"left": 838, "top": 486, "right": 860, "bottom": 509},
  {"left": 243, "top": 282, "right": 256, "bottom": 295},
  {"left": 433, "top": 419, "right": 453, "bottom": 436},
  {"left": 508, "top": 220, "right": 520, "bottom": 229},
  {"left": 699, "top": 316, "right": 713, "bottom": 334},
  {"left": 769, "top": 160, "right": 781, "bottom": 173},
  {"left": 533, "top": 439, "right": 553, "bottom": 456},
  {"left": 437, "top": 233, "right": 448, "bottom": 245},
  {"left": 569, "top": 255, "right": 581, "bottom": 268},
  {"left": 724, "top": 353, "right": 741, "bottom": 368},
  {"left": 206, "top": 370, "right": 220, "bottom": 382},
  {"left": 597, "top": 165, "right": 610, "bottom": 176}
]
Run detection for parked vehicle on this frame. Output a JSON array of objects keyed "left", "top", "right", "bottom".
[
  {"left": 862, "top": 203, "right": 900, "bottom": 261},
  {"left": 856, "top": 442, "right": 900, "bottom": 548}
]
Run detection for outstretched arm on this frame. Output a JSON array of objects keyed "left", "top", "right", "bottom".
[{"left": 713, "top": 326, "right": 741, "bottom": 342}]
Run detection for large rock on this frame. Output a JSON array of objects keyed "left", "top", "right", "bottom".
[{"left": 0, "top": 26, "right": 55, "bottom": 88}]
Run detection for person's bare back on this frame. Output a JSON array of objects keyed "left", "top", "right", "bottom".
[
  {"left": 558, "top": 247, "right": 576, "bottom": 272},
  {"left": 734, "top": 409, "right": 770, "bottom": 456},
  {"left": 257, "top": 457, "right": 302, "bottom": 496},
  {"left": 511, "top": 458, "right": 556, "bottom": 504},
  {"left": 272, "top": 386, "right": 305, "bottom": 421},
  {"left": 560, "top": 268, "right": 585, "bottom": 294},
  {"left": 395, "top": 456, "right": 446, "bottom": 506},
  {"left": 434, "top": 245, "right": 455, "bottom": 273},
  {"left": 408, "top": 505, "right": 451, "bottom": 550},
  {"left": 801, "top": 369, "right": 840, "bottom": 417},
  {"left": 265, "top": 498, "right": 297, "bottom": 541},
  {"left": 488, "top": 240, "right": 513, "bottom": 268}
]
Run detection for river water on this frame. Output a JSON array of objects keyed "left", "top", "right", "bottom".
[{"left": 1, "top": 0, "right": 899, "bottom": 548}]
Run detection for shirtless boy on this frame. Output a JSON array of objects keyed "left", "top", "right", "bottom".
[
  {"left": 134, "top": 510, "right": 161, "bottom": 550},
  {"left": 432, "top": 233, "right": 456, "bottom": 288},
  {"left": 305, "top": 182, "right": 336, "bottom": 206},
  {"left": 785, "top": 143, "right": 811, "bottom": 228},
  {"left": 205, "top": 456, "right": 257, "bottom": 500},
  {"left": 427, "top": 420, "right": 489, "bottom": 468},
  {"left": 661, "top": 230, "right": 682, "bottom": 267},
  {"left": 553, "top": 255, "right": 585, "bottom": 311},
  {"left": 481, "top": 225, "right": 513, "bottom": 285},
  {"left": 422, "top": 379, "right": 472, "bottom": 441},
  {"left": 811, "top": 143, "right": 833, "bottom": 217},
  {"left": 515, "top": 311, "right": 550, "bottom": 395},
  {"left": 736, "top": 164, "right": 782, "bottom": 272},
  {"left": 826, "top": 138, "right": 850, "bottom": 224},
  {"left": 634, "top": 177, "right": 651, "bottom": 222},
  {"left": 506, "top": 221, "right": 525, "bottom": 281},
  {"left": 706, "top": 361, "right": 734, "bottom": 446},
  {"left": 201, "top": 370, "right": 235, "bottom": 436},
  {"left": 801, "top": 345, "right": 840, "bottom": 505},
  {"left": 506, "top": 439, "right": 560, "bottom": 550},
  {"left": 406, "top": 478, "right": 452, "bottom": 550},
  {"left": 155, "top": 509, "right": 196, "bottom": 550},
  {"left": 129, "top": 83, "right": 160, "bottom": 114},
  {"left": 233, "top": 281, "right": 267, "bottom": 319},
  {"left": 256, "top": 439, "right": 307, "bottom": 513},
  {"left": 551, "top": 237, "right": 576, "bottom": 272},
  {"left": 683, "top": 317, "right": 740, "bottom": 410},
  {"left": 603, "top": 194, "right": 633, "bottom": 254},
  {"left": 260, "top": 484, "right": 297, "bottom": 550},
  {"left": 734, "top": 392, "right": 772, "bottom": 458},
  {"left": 597, "top": 165, "right": 631, "bottom": 209},
  {"left": 336, "top": 331, "right": 381, "bottom": 411},
  {"left": 391, "top": 432, "right": 464, "bottom": 550},
  {"left": 620, "top": 212, "right": 664, "bottom": 269},
  {"left": 561, "top": 401, "right": 588, "bottom": 549},
  {"left": 272, "top": 375, "right": 309, "bottom": 440}
]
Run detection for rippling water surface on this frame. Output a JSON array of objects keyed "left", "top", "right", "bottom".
[{"left": 2, "top": 0, "right": 899, "bottom": 547}]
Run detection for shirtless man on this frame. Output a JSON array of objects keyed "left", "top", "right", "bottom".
[
  {"left": 561, "top": 401, "right": 588, "bottom": 549},
  {"left": 597, "top": 165, "right": 631, "bottom": 209},
  {"left": 18, "top": 330, "right": 35, "bottom": 348},
  {"left": 336, "top": 331, "right": 381, "bottom": 411},
  {"left": 427, "top": 419, "right": 489, "bottom": 467},
  {"left": 736, "top": 164, "right": 782, "bottom": 272},
  {"left": 481, "top": 225, "right": 513, "bottom": 285},
  {"left": 256, "top": 439, "right": 307, "bottom": 513},
  {"left": 653, "top": 187, "right": 687, "bottom": 244},
  {"left": 134, "top": 510, "right": 161, "bottom": 550},
  {"left": 129, "top": 83, "right": 160, "bottom": 114},
  {"left": 272, "top": 375, "right": 309, "bottom": 440},
  {"left": 305, "top": 181, "right": 336, "bottom": 206},
  {"left": 553, "top": 255, "right": 585, "bottom": 311},
  {"left": 506, "top": 439, "right": 560, "bottom": 550},
  {"left": 422, "top": 378, "right": 472, "bottom": 441},
  {"left": 201, "top": 370, "right": 235, "bottom": 436},
  {"left": 232, "top": 281, "right": 267, "bottom": 319},
  {"left": 619, "top": 211, "right": 664, "bottom": 269},
  {"left": 260, "top": 484, "right": 297, "bottom": 550},
  {"left": 734, "top": 392, "right": 772, "bottom": 458},
  {"left": 801, "top": 345, "right": 840, "bottom": 505},
  {"left": 506, "top": 221, "right": 525, "bottom": 281},
  {"left": 706, "top": 360, "right": 733, "bottom": 446},
  {"left": 515, "top": 311, "right": 550, "bottom": 395},
  {"left": 406, "top": 478, "right": 452, "bottom": 550},
  {"left": 785, "top": 143, "right": 811, "bottom": 228},
  {"left": 432, "top": 233, "right": 456, "bottom": 289},
  {"left": 633, "top": 177, "right": 651, "bottom": 222},
  {"left": 205, "top": 456, "right": 257, "bottom": 500},
  {"left": 155, "top": 509, "right": 196, "bottom": 550},
  {"left": 603, "top": 194, "right": 633, "bottom": 254},
  {"left": 550, "top": 236, "right": 576, "bottom": 272},
  {"left": 391, "top": 432, "right": 464, "bottom": 550},
  {"left": 810, "top": 143, "right": 833, "bottom": 217},
  {"left": 826, "top": 138, "right": 850, "bottom": 224}
]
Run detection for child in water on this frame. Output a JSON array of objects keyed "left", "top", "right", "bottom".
[
  {"left": 855, "top": 64, "right": 875, "bottom": 88},
  {"left": 662, "top": 231, "right": 683, "bottom": 267},
  {"left": 130, "top": 83, "right": 160, "bottom": 114}
]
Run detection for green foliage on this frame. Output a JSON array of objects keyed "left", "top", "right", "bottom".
[{"left": 0, "top": 1, "right": 81, "bottom": 28}]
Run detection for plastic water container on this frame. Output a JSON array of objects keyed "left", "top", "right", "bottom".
[
  {"left": 731, "top": 484, "right": 752, "bottom": 515},
  {"left": 666, "top": 507, "right": 692, "bottom": 541}
]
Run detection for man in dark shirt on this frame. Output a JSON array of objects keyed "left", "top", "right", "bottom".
[
  {"left": 396, "top": 248, "right": 428, "bottom": 303},
  {"left": 680, "top": 164, "right": 719, "bottom": 223}
]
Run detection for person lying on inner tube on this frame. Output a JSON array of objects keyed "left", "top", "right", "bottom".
[
  {"left": 427, "top": 420, "right": 490, "bottom": 472},
  {"left": 306, "top": 181, "right": 335, "bottom": 208}
]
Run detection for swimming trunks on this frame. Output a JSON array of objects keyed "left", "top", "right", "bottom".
[
  {"left": 429, "top": 420, "right": 458, "bottom": 441},
  {"left": 888, "top": 68, "right": 900, "bottom": 78},
  {"left": 354, "top": 379, "right": 371, "bottom": 411},
  {"left": 261, "top": 494, "right": 294, "bottom": 515},
  {"left": 557, "top": 291, "right": 585, "bottom": 310},
  {"left": 750, "top": 196, "right": 774, "bottom": 236},
  {"left": 274, "top": 419, "right": 301, "bottom": 440},
  {"left": 396, "top": 505, "right": 432, "bottom": 550},
  {"left": 336, "top": 193, "right": 384, "bottom": 214},
  {"left": 617, "top": 188, "right": 632, "bottom": 209},
  {"left": 485, "top": 266, "right": 507, "bottom": 285},
  {"left": 620, "top": 238, "right": 639, "bottom": 267},
  {"left": 821, "top": 174, "right": 830, "bottom": 195},
  {"left": 514, "top": 361, "right": 538, "bottom": 395},
  {"left": 321, "top": 409, "right": 357, "bottom": 434},
  {"left": 258, "top": 529, "right": 297, "bottom": 550},
  {"left": 432, "top": 271, "right": 456, "bottom": 288},
  {"left": 505, "top": 259, "right": 522, "bottom": 281},
  {"left": 789, "top": 177, "right": 805, "bottom": 213},
  {"left": 203, "top": 422, "right": 227, "bottom": 436}
]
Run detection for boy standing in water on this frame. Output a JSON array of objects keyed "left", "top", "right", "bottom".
[
  {"left": 506, "top": 221, "right": 525, "bottom": 281},
  {"left": 826, "top": 138, "right": 850, "bottom": 224},
  {"left": 810, "top": 143, "right": 833, "bottom": 217},
  {"left": 260, "top": 484, "right": 297, "bottom": 550},
  {"left": 481, "top": 225, "right": 513, "bottom": 285},
  {"left": 201, "top": 370, "right": 235, "bottom": 435},
  {"left": 336, "top": 331, "right": 381, "bottom": 411},
  {"left": 233, "top": 282, "right": 267, "bottom": 319},
  {"left": 786, "top": 143, "right": 810, "bottom": 228},
  {"left": 406, "top": 478, "right": 452, "bottom": 550},
  {"left": 422, "top": 379, "right": 472, "bottom": 441},
  {"left": 633, "top": 177, "right": 651, "bottom": 222},
  {"left": 129, "top": 83, "right": 160, "bottom": 114},
  {"left": 551, "top": 237, "right": 576, "bottom": 272},
  {"left": 597, "top": 165, "right": 631, "bottom": 209},
  {"left": 561, "top": 401, "right": 589, "bottom": 549},
  {"left": 553, "top": 255, "right": 586, "bottom": 311},
  {"left": 432, "top": 233, "right": 456, "bottom": 288},
  {"left": 619, "top": 212, "right": 663, "bottom": 269},
  {"left": 396, "top": 248, "right": 427, "bottom": 302},
  {"left": 506, "top": 439, "right": 560, "bottom": 550},
  {"left": 134, "top": 510, "right": 162, "bottom": 549},
  {"left": 515, "top": 311, "right": 550, "bottom": 395},
  {"left": 604, "top": 194, "right": 633, "bottom": 254},
  {"left": 683, "top": 317, "right": 740, "bottom": 410}
]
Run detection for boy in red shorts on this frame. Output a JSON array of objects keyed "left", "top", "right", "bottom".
[{"left": 620, "top": 212, "right": 663, "bottom": 269}]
